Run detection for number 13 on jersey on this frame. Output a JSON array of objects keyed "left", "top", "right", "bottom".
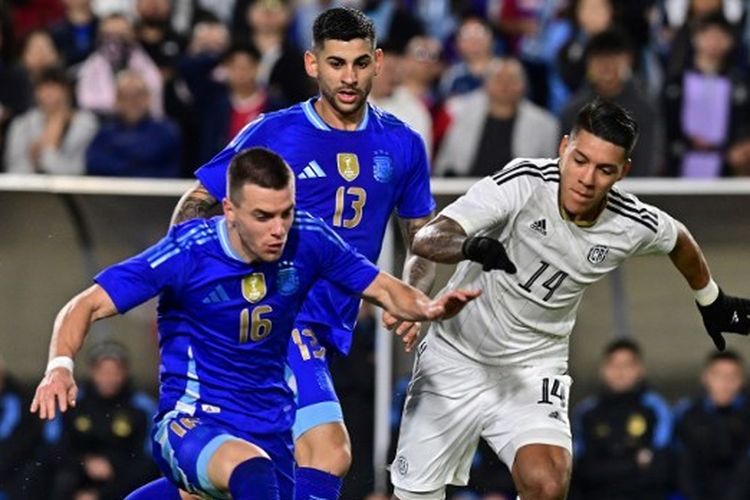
[{"left": 333, "top": 186, "right": 366, "bottom": 228}]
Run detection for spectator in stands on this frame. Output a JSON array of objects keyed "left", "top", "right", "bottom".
[
  {"left": 673, "top": 350, "right": 750, "bottom": 500},
  {"left": 77, "top": 13, "right": 163, "bottom": 118},
  {"left": 172, "top": 17, "right": 231, "bottom": 171},
  {"left": 0, "top": 17, "right": 33, "bottom": 170},
  {"left": 400, "top": 35, "right": 450, "bottom": 151},
  {"left": 48, "top": 341, "right": 158, "bottom": 500},
  {"left": 135, "top": 0, "right": 185, "bottom": 73},
  {"left": 439, "top": 15, "right": 497, "bottom": 98},
  {"left": 434, "top": 57, "right": 559, "bottom": 177},
  {"left": 570, "top": 339, "right": 672, "bottom": 500},
  {"left": 185, "top": 42, "right": 272, "bottom": 166},
  {"left": 663, "top": 12, "right": 749, "bottom": 177},
  {"left": 561, "top": 29, "right": 664, "bottom": 176},
  {"left": 362, "top": 0, "right": 425, "bottom": 53},
  {"left": 660, "top": 0, "right": 744, "bottom": 77},
  {"left": 554, "top": 0, "right": 615, "bottom": 102},
  {"left": 233, "top": 0, "right": 315, "bottom": 105},
  {"left": 0, "top": 355, "right": 42, "bottom": 499},
  {"left": 86, "top": 70, "right": 180, "bottom": 177},
  {"left": 49, "top": 0, "right": 99, "bottom": 68},
  {"left": 5, "top": 67, "right": 98, "bottom": 175},
  {"left": 494, "top": 0, "right": 567, "bottom": 108},
  {"left": 7, "top": 0, "right": 65, "bottom": 45},
  {"left": 370, "top": 45, "right": 433, "bottom": 156},
  {"left": 726, "top": 131, "right": 750, "bottom": 176},
  {"left": 20, "top": 29, "right": 63, "bottom": 83}
]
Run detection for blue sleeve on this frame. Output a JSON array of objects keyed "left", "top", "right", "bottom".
[
  {"left": 395, "top": 131, "right": 436, "bottom": 219},
  {"left": 642, "top": 391, "right": 674, "bottom": 449},
  {"left": 194, "top": 115, "right": 270, "bottom": 200},
  {"left": 94, "top": 224, "right": 193, "bottom": 313},
  {"left": 300, "top": 214, "right": 379, "bottom": 295}
]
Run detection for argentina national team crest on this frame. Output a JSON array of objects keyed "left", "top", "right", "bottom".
[
  {"left": 373, "top": 150, "right": 393, "bottom": 183},
  {"left": 587, "top": 245, "right": 609, "bottom": 264},
  {"left": 337, "top": 153, "right": 360, "bottom": 181},
  {"left": 277, "top": 262, "right": 299, "bottom": 296}
]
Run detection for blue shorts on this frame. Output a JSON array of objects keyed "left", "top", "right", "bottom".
[
  {"left": 151, "top": 410, "right": 294, "bottom": 499},
  {"left": 286, "top": 323, "right": 344, "bottom": 440}
]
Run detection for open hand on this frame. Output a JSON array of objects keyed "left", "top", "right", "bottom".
[
  {"left": 30, "top": 368, "right": 78, "bottom": 420},
  {"left": 382, "top": 311, "right": 422, "bottom": 352}
]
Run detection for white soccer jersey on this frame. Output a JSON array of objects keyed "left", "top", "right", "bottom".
[{"left": 433, "top": 157, "right": 679, "bottom": 369}]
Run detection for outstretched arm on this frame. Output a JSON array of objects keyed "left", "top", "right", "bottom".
[
  {"left": 668, "top": 220, "right": 711, "bottom": 290},
  {"left": 669, "top": 221, "right": 750, "bottom": 350},
  {"left": 413, "top": 215, "right": 516, "bottom": 272},
  {"left": 171, "top": 181, "right": 222, "bottom": 225},
  {"left": 363, "top": 271, "right": 480, "bottom": 324},
  {"left": 412, "top": 215, "right": 467, "bottom": 264},
  {"left": 30, "top": 285, "right": 118, "bottom": 420}
]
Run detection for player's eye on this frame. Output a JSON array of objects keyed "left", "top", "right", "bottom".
[
  {"left": 329, "top": 60, "right": 343, "bottom": 68},
  {"left": 574, "top": 157, "right": 586, "bottom": 165},
  {"left": 357, "top": 60, "right": 370, "bottom": 69}
]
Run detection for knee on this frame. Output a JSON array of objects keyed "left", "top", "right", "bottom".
[
  {"left": 295, "top": 426, "right": 351, "bottom": 476},
  {"left": 513, "top": 452, "right": 570, "bottom": 500}
]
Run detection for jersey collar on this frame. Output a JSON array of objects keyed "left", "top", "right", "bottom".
[
  {"left": 302, "top": 97, "right": 370, "bottom": 131},
  {"left": 217, "top": 218, "right": 247, "bottom": 262}
]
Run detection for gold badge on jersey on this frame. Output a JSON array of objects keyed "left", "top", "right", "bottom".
[
  {"left": 337, "top": 153, "right": 360, "bottom": 182},
  {"left": 627, "top": 413, "right": 647, "bottom": 437},
  {"left": 241, "top": 273, "right": 266, "bottom": 303}
]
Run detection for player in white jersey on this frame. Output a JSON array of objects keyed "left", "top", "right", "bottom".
[{"left": 390, "top": 99, "right": 750, "bottom": 500}]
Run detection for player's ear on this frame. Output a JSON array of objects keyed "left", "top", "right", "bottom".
[
  {"left": 558, "top": 135, "right": 569, "bottom": 158},
  {"left": 222, "top": 197, "right": 234, "bottom": 221},
  {"left": 619, "top": 158, "right": 632, "bottom": 180},
  {"left": 304, "top": 50, "right": 318, "bottom": 79},
  {"left": 373, "top": 48, "right": 384, "bottom": 76}
]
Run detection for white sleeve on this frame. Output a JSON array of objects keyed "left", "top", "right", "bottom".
[
  {"left": 440, "top": 176, "right": 516, "bottom": 236},
  {"left": 634, "top": 204, "right": 679, "bottom": 256}
]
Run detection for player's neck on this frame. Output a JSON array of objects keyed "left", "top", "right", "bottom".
[
  {"left": 314, "top": 97, "right": 366, "bottom": 131},
  {"left": 227, "top": 225, "right": 256, "bottom": 263}
]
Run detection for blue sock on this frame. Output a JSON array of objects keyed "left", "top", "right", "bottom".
[
  {"left": 229, "top": 457, "right": 280, "bottom": 500},
  {"left": 294, "top": 467, "right": 342, "bottom": 500},
  {"left": 125, "top": 477, "right": 181, "bottom": 500}
]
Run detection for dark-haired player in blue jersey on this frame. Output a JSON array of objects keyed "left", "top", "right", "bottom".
[
  {"left": 172, "top": 7, "right": 437, "bottom": 500},
  {"left": 30, "top": 147, "right": 479, "bottom": 500}
]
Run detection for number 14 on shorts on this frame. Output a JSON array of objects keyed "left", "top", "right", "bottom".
[{"left": 538, "top": 377, "right": 567, "bottom": 408}]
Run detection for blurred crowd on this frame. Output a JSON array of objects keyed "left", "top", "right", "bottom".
[{"left": 1, "top": 0, "right": 750, "bottom": 178}]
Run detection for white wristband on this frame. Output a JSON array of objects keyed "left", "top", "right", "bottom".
[
  {"left": 695, "top": 279, "right": 720, "bottom": 307},
  {"left": 46, "top": 356, "right": 74, "bottom": 374}
]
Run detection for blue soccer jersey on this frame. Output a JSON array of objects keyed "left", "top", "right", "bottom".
[
  {"left": 196, "top": 98, "right": 435, "bottom": 353},
  {"left": 94, "top": 212, "right": 379, "bottom": 434}
]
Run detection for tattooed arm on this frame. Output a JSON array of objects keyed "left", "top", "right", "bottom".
[
  {"left": 382, "top": 213, "right": 437, "bottom": 351},
  {"left": 170, "top": 181, "right": 223, "bottom": 226},
  {"left": 400, "top": 214, "right": 437, "bottom": 293},
  {"left": 411, "top": 215, "right": 467, "bottom": 263}
]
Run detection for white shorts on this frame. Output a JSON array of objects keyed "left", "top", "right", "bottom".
[{"left": 390, "top": 336, "right": 572, "bottom": 494}]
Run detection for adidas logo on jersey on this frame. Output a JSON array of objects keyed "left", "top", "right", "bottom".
[
  {"left": 202, "top": 284, "right": 230, "bottom": 304},
  {"left": 298, "top": 161, "right": 326, "bottom": 179},
  {"left": 530, "top": 218, "right": 547, "bottom": 236}
]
